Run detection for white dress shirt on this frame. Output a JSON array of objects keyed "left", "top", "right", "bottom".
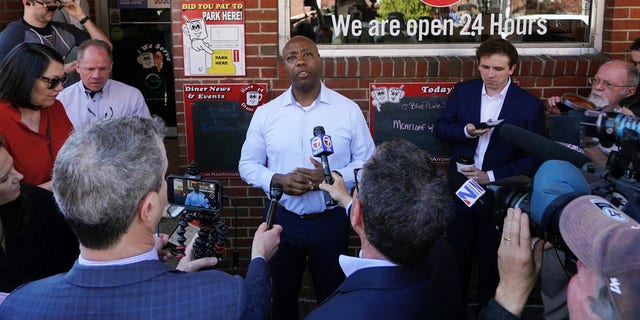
[
  {"left": 58, "top": 79, "right": 151, "bottom": 129},
  {"left": 464, "top": 78, "right": 511, "bottom": 182},
  {"left": 239, "top": 82, "right": 376, "bottom": 215},
  {"left": 339, "top": 253, "right": 397, "bottom": 277}
]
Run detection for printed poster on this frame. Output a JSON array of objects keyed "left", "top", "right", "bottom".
[{"left": 181, "top": 0, "right": 246, "bottom": 76}]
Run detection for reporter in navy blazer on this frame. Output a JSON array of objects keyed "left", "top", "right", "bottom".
[
  {"left": 0, "top": 116, "right": 282, "bottom": 320},
  {"left": 306, "top": 139, "right": 463, "bottom": 320},
  {"left": 434, "top": 38, "right": 545, "bottom": 309},
  {"left": 436, "top": 77, "right": 545, "bottom": 180}
]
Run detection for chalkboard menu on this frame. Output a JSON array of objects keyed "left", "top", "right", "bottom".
[
  {"left": 184, "top": 84, "right": 268, "bottom": 177},
  {"left": 369, "top": 83, "right": 455, "bottom": 163}
]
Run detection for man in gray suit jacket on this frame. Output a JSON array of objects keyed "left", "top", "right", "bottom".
[{"left": 0, "top": 116, "right": 282, "bottom": 320}]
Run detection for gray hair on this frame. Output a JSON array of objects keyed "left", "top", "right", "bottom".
[
  {"left": 52, "top": 116, "right": 166, "bottom": 249},
  {"left": 358, "top": 139, "right": 452, "bottom": 265},
  {"left": 78, "top": 39, "right": 113, "bottom": 63},
  {"left": 602, "top": 59, "right": 640, "bottom": 88}
]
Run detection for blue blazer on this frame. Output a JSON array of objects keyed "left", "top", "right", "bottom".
[
  {"left": 305, "top": 239, "right": 463, "bottom": 320},
  {"left": 435, "top": 78, "right": 545, "bottom": 180},
  {"left": 0, "top": 258, "right": 270, "bottom": 320}
]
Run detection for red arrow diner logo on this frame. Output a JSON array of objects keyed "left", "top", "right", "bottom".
[{"left": 420, "top": 0, "right": 460, "bottom": 7}]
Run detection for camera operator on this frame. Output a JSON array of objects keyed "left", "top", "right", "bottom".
[
  {"left": 0, "top": 116, "right": 282, "bottom": 319},
  {"left": 546, "top": 60, "right": 639, "bottom": 168},
  {"left": 480, "top": 195, "right": 640, "bottom": 320}
]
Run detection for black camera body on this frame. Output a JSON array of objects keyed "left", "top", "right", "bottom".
[{"left": 477, "top": 111, "right": 640, "bottom": 259}]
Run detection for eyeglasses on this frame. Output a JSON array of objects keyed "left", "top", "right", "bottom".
[
  {"left": 353, "top": 168, "right": 363, "bottom": 196},
  {"left": 33, "top": 0, "right": 60, "bottom": 11},
  {"left": 631, "top": 60, "right": 640, "bottom": 67},
  {"left": 588, "top": 77, "right": 634, "bottom": 89},
  {"left": 39, "top": 75, "right": 66, "bottom": 89}
]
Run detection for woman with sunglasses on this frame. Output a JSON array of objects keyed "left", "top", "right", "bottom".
[{"left": 0, "top": 43, "right": 74, "bottom": 190}]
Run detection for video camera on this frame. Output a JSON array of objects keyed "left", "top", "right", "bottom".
[
  {"left": 164, "top": 174, "right": 228, "bottom": 260},
  {"left": 471, "top": 105, "right": 640, "bottom": 253}
]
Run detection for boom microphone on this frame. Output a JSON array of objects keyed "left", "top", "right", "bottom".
[
  {"left": 311, "top": 126, "right": 337, "bottom": 206},
  {"left": 499, "top": 123, "right": 590, "bottom": 168}
]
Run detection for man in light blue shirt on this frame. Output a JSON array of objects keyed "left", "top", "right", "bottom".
[
  {"left": 57, "top": 39, "right": 150, "bottom": 128},
  {"left": 239, "top": 35, "right": 375, "bottom": 319},
  {"left": 184, "top": 184, "right": 210, "bottom": 208}
]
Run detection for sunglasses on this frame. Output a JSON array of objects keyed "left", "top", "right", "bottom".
[
  {"left": 33, "top": 0, "right": 60, "bottom": 11},
  {"left": 39, "top": 75, "right": 66, "bottom": 89}
]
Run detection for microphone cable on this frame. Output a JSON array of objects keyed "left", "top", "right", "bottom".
[{"left": 222, "top": 195, "right": 240, "bottom": 274}]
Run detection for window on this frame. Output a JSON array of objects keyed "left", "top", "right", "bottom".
[{"left": 279, "top": 0, "right": 603, "bottom": 57}]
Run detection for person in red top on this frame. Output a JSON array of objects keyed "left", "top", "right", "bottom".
[{"left": 0, "top": 42, "right": 73, "bottom": 190}]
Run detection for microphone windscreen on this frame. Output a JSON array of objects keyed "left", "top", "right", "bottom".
[
  {"left": 530, "top": 160, "right": 590, "bottom": 224},
  {"left": 499, "top": 124, "right": 590, "bottom": 168}
]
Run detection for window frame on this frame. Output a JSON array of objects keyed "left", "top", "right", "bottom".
[{"left": 278, "top": 0, "right": 604, "bottom": 57}]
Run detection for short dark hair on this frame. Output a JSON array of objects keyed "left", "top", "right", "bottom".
[
  {"left": 631, "top": 38, "right": 640, "bottom": 51},
  {"left": 0, "top": 43, "right": 64, "bottom": 109},
  {"left": 78, "top": 39, "right": 113, "bottom": 63},
  {"left": 358, "top": 139, "right": 452, "bottom": 265},
  {"left": 476, "top": 37, "right": 519, "bottom": 67}
]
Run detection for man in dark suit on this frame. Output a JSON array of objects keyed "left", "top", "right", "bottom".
[
  {"left": 306, "top": 139, "right": 463, "bottom": 320},
  {"left": 0, "top": 116, "right": 282, "bottom": 319},
  {"left": 435, "top": 37, "right": 545, "bottom": 310}
]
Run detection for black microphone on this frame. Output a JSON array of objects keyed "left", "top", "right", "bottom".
[
  {"left": 311, "top": 126, "right": 337, "bottom": 206},
  {"left": 499, "top": 123, "right": 590, "bottom": 168},
  {"left": 265, "top": 183, "right": 283, "bottom": 230}
]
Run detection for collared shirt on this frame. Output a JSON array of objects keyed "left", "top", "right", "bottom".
[
  {"left": 57, "top": 79, "right": 151, "bottom": 129},
  {"left": 465, "top": 78, "right": 511, "bottom": 182},
  {"left": 78, "top": 247, "right": 158, "bottom": 266},
  {"left": 338, "top": 253, "right": 397, "bottom": 277},
  {"left": 239, "top": 82, "right": 376, "bottom": 215},
  {"left": 185, "top": 191, "right": 210, "bottom": 208}
]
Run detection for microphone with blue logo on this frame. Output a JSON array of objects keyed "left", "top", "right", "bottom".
[{"left": 311, "top": 126, "right": 337, "bottom": 206}]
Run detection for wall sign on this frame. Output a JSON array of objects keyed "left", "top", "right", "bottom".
[
  {"left": 184, "top": 83, "right": 268, "bottom": 177},
  {"left": 181, "top": 0, "right": 246, "bottom": 76},
  {"left": 369, "top": 82, "right": 454, "bottom": 163}
]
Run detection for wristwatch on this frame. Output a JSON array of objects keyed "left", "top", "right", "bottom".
[{"left": 79, "top": 16, "right": 90, "bottom": 24}]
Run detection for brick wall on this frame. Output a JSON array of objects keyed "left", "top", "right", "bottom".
[
  {"left": 169, "top": 1, "right": 639, "bottom": 275},
  {"left": 0, "top": 0, "right": 22, "bottom": 23},
  {"left": 0, "top": 0, "right": 638, "bottom": 277}
]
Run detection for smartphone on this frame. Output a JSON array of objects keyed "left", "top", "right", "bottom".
[
  {"left": 166, "top": 205, "right": 185, "bottom": 218},
  {"left": 166, "top": 175, "right": 223, "bottom": 212},
  {"left": 476, "top": 119, "right": 504, "bottom": 129},
  {"left": 164, "top": 220, "right": 201, "bottom": 256}
]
